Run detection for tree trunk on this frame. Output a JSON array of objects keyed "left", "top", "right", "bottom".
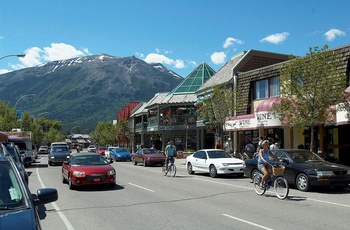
[{"left": 310, "top": 126, "right": 315, "bottom": 152}]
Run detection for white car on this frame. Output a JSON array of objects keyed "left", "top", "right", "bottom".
[
  {"left": 104, "top": 146, "right": 118, "bottom": 161},
  {"left": 87, "top": 145, "right": 97, "bottom": 152},
  {"left": 186, "top": 149, "right": 245, "bottom": 178}
]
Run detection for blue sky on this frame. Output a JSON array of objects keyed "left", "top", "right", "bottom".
[{"left": 1, "top": 0, "right": 349, "bottom": 77}]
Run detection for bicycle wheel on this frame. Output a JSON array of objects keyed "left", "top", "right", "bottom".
[
  {"left": 253, "top": 173, "right": 266, "bottom": 195},
  {"left": 274, "top": 177, "right": 289, "bottom": 200},
  {"left": 169, "top": 164, "right": 176, "bottom": 177},
  {"left": 162, "top": 164, "right": 167, "bottom": 176}
]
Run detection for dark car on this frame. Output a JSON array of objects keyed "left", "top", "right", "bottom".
[
  {"left": 3, "top": 142, "right": 30, "bottom": 184},
  {"left": 132, "top": 148, "right": 166, "bottom": 166},
  {"left": 110, "top": 147, "right": 132, "bottom": 162},
  {"left": 62, "top": 153, "right": 116, "bottom": 190},
  {"left": 243, "top": 149, "right": 350, "bottom": 191},
  {"left": 0, "top": 154, "right": 58, "bottom": 229},
  {"left": 48, "top": 145, "right": 71, "bottom": 166}
]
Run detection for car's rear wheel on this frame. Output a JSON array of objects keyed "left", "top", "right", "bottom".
[
  {"left": 296, "top": 173, "right": 310, "bottom": 191},
  {"left": 187, "top": 162, "right": 194, "bottom": 174},
  {"left": 209, "top": 165, "right": 218, "bottom": 178}
]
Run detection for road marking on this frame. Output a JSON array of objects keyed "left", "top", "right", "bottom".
[
  {"left": 222, "top": 214, "right": 274, "bottom": 230},
  {"left": 308, "top": 198, "right": 350, "bottom": 208},
  {"left": 36, "top": 166, "right": 75, "bottom": 230},
  {"left": 128, "top": 182, "right": 155, "bottom": 192}
]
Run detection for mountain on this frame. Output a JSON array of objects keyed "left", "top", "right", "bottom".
[{"left": 0, "top": 54, "right": 183, "bottom": 133}]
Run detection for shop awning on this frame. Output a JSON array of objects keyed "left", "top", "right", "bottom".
[
  {"left": 225, "top": 114, "right": 257, "bottom": 131},
  {"left": 255, "top": 97, "right": 281, "bottom": 112},
  {"left": 256, "top": 97, "right": 282, "bottom": 128}
]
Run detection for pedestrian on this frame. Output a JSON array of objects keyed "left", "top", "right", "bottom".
[
  {"left": 256, "top": 136, "right": 264, "bottom": 153},
  {"left": 215, "top": 140, "right": 222, "bottom": 149},
  {"left": 224, "top": 138, "right": 233, "bottom": 153},
  {"left": 270, "top": 141, "right": 279, "bottom": 150},
  {"left": 244, "top": 141, "right": 256, "bottom": 159}
]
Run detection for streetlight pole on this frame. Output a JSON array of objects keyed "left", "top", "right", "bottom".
[
  {"left": 0, "top": 54, "right": 26, "bottom": 61},
  {"left": 36, "top": 112, "right": 49, "bottom": 122},
  {"left": 14, "top": 94, "right": 36, "bottom": 108}
]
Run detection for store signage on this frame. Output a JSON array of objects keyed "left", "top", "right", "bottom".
[
  {"left": 256, "top": 111, "right": 281, "bottom": 127},
  {"left": 225, "top": 116, "right": 256, "bottom": 131},
  {"left": 336, "top": 103, "right": 350, "bottom": 125}
]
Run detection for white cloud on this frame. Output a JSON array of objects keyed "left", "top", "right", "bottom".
[
  {"left": 260, "top": 32, "right": 289, "bottom": 44},
  {"left": 223, "top": 37, "right": 243, "bottom": 48},
  {"left": 144, "top": 53, "right": 186, "bottom": 69},
  {"left": 43, "top": 43, "right": 90, "bottom": 61},
  {"left": 210, "top": 51, "right": 226, "bottom": 65},
  {"left": 10, "top": 43, "right": 91, "bottom": 70},
  {"left": 0, "top": 69, "right": 9, "bottom": 74},
  {"left": 324, "top": 29, "right": 346, "bottom": 41}
]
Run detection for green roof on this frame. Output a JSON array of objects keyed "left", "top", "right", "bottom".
[{"left": 168, "top": 62, "right": 215, "bottom": 96}]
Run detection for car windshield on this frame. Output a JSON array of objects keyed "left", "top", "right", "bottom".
[
  {"left": 207, "top": 150, "right": 232, "bottom": 159},
  {"left": 287, "top": 150, "right": 324, "bottom": 163},
  {"left": 0, "top": 162, "right": 26, "bottom": 209},
  {"left": 115, "top": 148, "right": 128, "bottom": 152},
  {"left": 143, "top": 149, "right": 158, "bottom": 154},
  {"left": 52, "top": 147, "right": 69, "bottom": 152},
  {"left": 98, "top": 147, "right": 106, "bottom": 150},
  {"left": 71, "top": 155, "right": 108, "bottom": 165}
]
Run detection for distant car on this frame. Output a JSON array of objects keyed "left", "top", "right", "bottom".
[
  {"left": 110, "top": 147, "right": 132, "bottom": 162},
  {"left": 61, "top": 153, "right": 116, "bottom": 190},
  {"left": 243, "top": 149, "right": 350, "bottom": 192},
  {"left": 186, "top": 149, "right": 245, "bottom": 178},
  {"left": 48, "top": 145, "right": 71, "bottom": 166},
  {"left": 3, "top": 143, "right": 30, "bottom": 184},
  {"left": 132, "top": 148, "right": 166, "bottom": 166},
  {"left": 87, "top": 145, "right": 97, "bottom": 152},
  {"left": 38, "top": 145, "right": 49, "bottom": 154},
  {"left": 96, "top": 146, "right": 107, "bottom": 155},
  {"left": 104, "top": 146, "right": 118, "bottom": 160},
  {"left": 51, "top": 142, "right": 69, "bottom": 148},
  {"left": 0, "top": 154, "right": 58, "bottom": 229}
]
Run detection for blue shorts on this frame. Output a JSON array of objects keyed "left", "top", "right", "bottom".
[{"left": 258, "top": 162, "right": 268, "bottom": 170}]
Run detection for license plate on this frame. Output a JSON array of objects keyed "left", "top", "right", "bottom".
[{"left": 93, "top": 178, "right": 100, "bottom": 182}]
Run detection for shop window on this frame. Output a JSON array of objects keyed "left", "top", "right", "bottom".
[{"left": 254, "top": 77, "right": 280, "bottom": 99}]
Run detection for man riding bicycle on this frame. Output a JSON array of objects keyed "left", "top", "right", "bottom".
[
  {"left": 258, "top": 140, "right": 281, "bottom": 189},
  {"left": 165, "top": 141, "right": 176, "bottom": 172}
]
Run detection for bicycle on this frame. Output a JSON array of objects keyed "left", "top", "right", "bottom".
[
  {"left": 162, "top": 157, "right": 176, "bottom": 177},
  {"left": 253, "top": 162, "right": 289, "bottom": 200}
]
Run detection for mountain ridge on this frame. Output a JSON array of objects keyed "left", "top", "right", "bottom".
[{"left": 0, "top": 55, "right": 183, "bottom": 133}]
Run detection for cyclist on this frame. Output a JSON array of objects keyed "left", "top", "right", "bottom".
[
  {"left": 164, "top": 141, "right": 176, "bottom": 172},
  {"left": 258, "top": 140, "right": 281, "bottom": 189}
]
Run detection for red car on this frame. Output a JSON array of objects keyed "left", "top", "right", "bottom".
[
  {"left": 61, "top": 153, "right": 116, "bottom": 190},
  {"left": 96, "top": 146, "right": 107, "bottom": 155},
  {"left": 132, "top": 148, "right": 166, "bottom": 166}
]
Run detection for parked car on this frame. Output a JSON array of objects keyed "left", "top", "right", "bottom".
[
  {"left": 110, "top": 147, "right": 132, "bottom": 162},
  {"left": 61, "top": 153, "right": 116, "bottom": 190},
  {"left": 186, "top": 149, "right": 245, "bottom": 178},
  {"left": 87, "top": 145, "right": 97, "bottom": 152},
  {"left": 48, "top": 145, "right": 71, "bottom": 166},
  {"left": 243, "top": 149, "right": 350, "bottom": 191},
  {"left": 104, "top": 146, "right": 118, "bottom": 161},
  {"left": 132, "top": 148, "right": 166, "bottom": 166},
  {"left": 38, "top": 145, "right": 49, "bottom": 154},
  {"left": 0, "top": 154, "right": 58, "bottom": 229},
  {"left": 3, "top": 143, "right": 30, "bottom": 184},
  {"left": 96, "top": 146, "right": 107, "bottom": 155}
]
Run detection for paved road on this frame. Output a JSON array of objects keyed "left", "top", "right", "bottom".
[{"left": 29, "top": 153, "right": 349, "bottom": 230}]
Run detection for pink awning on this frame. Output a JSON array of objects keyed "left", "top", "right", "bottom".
[{"left": 255, "top": 97, "right": 281, "bottom": 112}]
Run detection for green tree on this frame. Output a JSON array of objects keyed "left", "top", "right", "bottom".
[
  {"left": 275, "top": 45, "right": 349, "bottom": 151},
  {"left": 91, "top": 121, "right": 117, "bottom": 146},
  {"left": 197, "top": 85, "right": 237, "bottom": 143},
  {"left": 0, "top": 101, "right": 20, "bottom": 131}
]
